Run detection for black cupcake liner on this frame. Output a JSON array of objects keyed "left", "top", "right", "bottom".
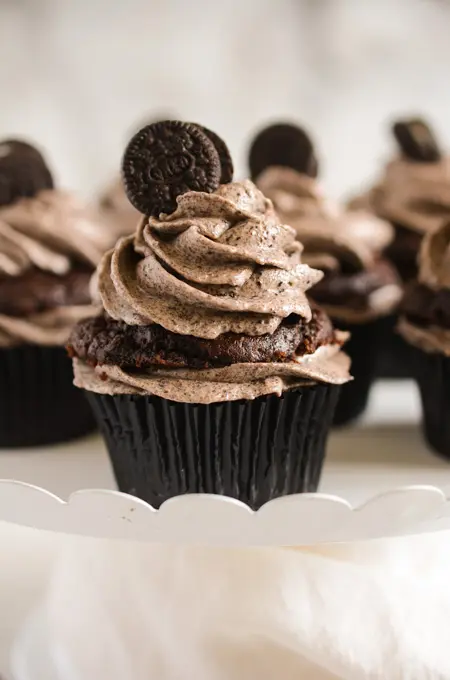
[
  {"left": 376, "top": 314, "right": 412, "bottom": 380},
  {"left": 409, "top": 344, "right": 450, "bottom": 459},
  {"left": 87, "top": 383, "right": 341, "bottom": 510},
  {"left": 0, "top": 344, "right": 96, "bottom": 448},
  {"left": 332, "top": 317, "right": 387, "bottom": 426}
]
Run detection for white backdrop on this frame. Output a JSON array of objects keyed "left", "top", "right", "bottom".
[{"left": 0, "top": 0, "right": 449, "bottom": 198}]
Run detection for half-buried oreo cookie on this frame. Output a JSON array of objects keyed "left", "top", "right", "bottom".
[
  {"left": 122, "top": 120, "right": 222, "bottom": 216},
  {"left": 0, "top": 139, "right": 54, "bottom": 207},
  {"left": 249, "top": 122, "right": 318, "bottom": 181},
  {"left": 392, "top": 118, "right": 442, "bottom": 163},
  {"left": 192, "top": 124, "right": 234, "bottom": 184}
]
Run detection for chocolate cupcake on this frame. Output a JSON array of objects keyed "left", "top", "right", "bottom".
[
  {"left": 68, "top": 121, "right": 350, "bottom": 509},
  {"left": 349, "top": 118, "right": 450, "bottom": 378},
  {"left": 252, "top": 123, "right": 402, "bottom": 425},
  {"left": 399, "top": 222, "right": 450, "bottom": 458},
  {"left": 0, "top": 139, "right": 113, "bottom": 446}
]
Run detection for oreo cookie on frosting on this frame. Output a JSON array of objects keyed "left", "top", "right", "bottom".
[
  {"left": 0, "top": 139, "right": 54, "bottom": 207},
  {"left": 122, "top": 120, "right": 226, "bottom": 217},
  {"left": 392, "top": 118, "right": 442, "bottom": 163},
  {"left": 70, "top": 120, "right": 350, "bottom": 508},
  {"left": 249, "top": 122, "right": 318, "bottom": 181}
]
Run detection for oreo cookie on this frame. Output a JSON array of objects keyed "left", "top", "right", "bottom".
[
  {"left": 392, "top": 118, "right": 442, "bottom": 163},
  {"left": 249, "top": 122, "right": 318, "bottom": 181},
  {"left": 0, "top": 140, "right": 54, "bottom": 207},
  {"left": 192, "top": 124, "right": 234, "bottom": 184},
  {"left": 122, "top": 121, "right": 222, "bottom": 216}
]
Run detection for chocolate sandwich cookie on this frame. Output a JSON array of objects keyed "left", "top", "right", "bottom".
[
  {"left": 249, "top": 122, "right": 318, "bottom": 181},
  {"left": 0, "top": 139, "right": 54, "bottom": 206},
  {"left": 192, "top": 124, "right": 234, "bottom": 184},
  {"left": 392, "top": 118, "right": 442, "bottom": 163},
  {"left": 122, "top": 120, "right": 222, "bottom": 216}
]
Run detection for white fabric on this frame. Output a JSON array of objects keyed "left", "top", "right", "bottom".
[{"left": 38, "top": 532, "right": 450, "bottom": 679}]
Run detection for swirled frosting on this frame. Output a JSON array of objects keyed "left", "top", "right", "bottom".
[
  {"left": 0, "top": 189, "right": 113, "bottom": 276},
  {"left": 399, "top": 221, "right": 450, "bottom": 355},
  {"left": 75, "top": 180, "right": 351, "bottom": 402},
  {"left": 97, "top": 180, "right": 320, "bottom": 339},
  {"left": 99, "top": 177, "right": 140, "bottom": 240},
  {"left": 257, "top": 167, "right": 401, "bottom": 321},
  {"left": 349, "top": 157, "right": 450, "bottom": 234},
  {"left": 0, "top": 189, "right": 110, "bottom": 346}
]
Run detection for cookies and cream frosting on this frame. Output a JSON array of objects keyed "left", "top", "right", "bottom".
[
  {"left": 74, "top": 180, "right": 351, "bottom": 402},
  {"left": 257, "top": 166, "right": 402, "bottom": 321},
  {"left": 349, "top": 157, "right": 450, "bottom": 234},
  {"left": 0, "top": 190, "right": 110, "bottom": 346}
]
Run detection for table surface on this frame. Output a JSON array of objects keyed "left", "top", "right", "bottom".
[{"left": 1, "top": 379, "right": 450, "bottom": 676}]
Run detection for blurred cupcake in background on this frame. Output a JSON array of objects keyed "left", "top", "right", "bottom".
[
  {"left": 349, "top": 117, "right": 449, "bottom": 283},
  {"left": 349, "top": 118, "right": 450, "bottom": 378},
  {"left": 0, "top": 139, "right": 113, "bottom": 446},
  {"left": 69, "top": 121, "right": 351, "bottom": 509},
  {"left": 399, "top": 222, "right": 450, "bottom": 459},
  {"left": 251, "top": 122, "right": 402, "bottom": 425}
]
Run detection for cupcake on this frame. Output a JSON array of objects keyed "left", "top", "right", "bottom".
[
  {"left": 68, "top": 120, "right": 351, "bottom": 509},
  {"left": 349, "top": 118, "right": 448, "bottom": 283},
  {"left": 399, "top": 222, "right": 450, "bottom": 458},
  {"left": 349, "top": 118, "right": 449, "bottom": 378},
  {"left": 250, "top": 122, "right": 402, "bottom": 425},
  {"left": 0, "top": 139, "right": 113, "bottom": 446}
]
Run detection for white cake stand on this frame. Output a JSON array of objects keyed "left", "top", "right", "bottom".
[{"left": 2, "top": 380, "right": 450, "bottom": 680}]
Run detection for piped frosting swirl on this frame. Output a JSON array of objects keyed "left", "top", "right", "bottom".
[
  {"left": 74, "top": 179, "right": 351, "bottom": 402},
  {"left": 0, "top": 189, "right": 111, "bottom": 346},
  {"left": 96, "top": 180, "right": 322, "bottom": 340}
]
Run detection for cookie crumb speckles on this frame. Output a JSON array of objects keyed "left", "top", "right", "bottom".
[
  {"left": 121, "top": 120, "right": 222, "bottom": 217},
  {"left": 249, "top": 122, "right": 318, "bottom": 181},
  {"left": 392, "top": 118, "right": 442, "bottom": 163},
  {"left": 0, "top": 139, "right": 54, "bottom": 207}
]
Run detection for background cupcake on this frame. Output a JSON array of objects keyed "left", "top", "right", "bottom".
[
  {"left": 68, "top": 121, "right": 350, "bottom": 509},
  {"left": 349, "top": 118, "right": 450, "bottom": 378},
  {"left": 251, "top": 122, "right": 402, "bottom": 425},
  {"left": 0, "top": 139, "right": 113, "bottom": 446},
  {"left": 399, "top": 221, "right": 450, "bottom": 459}
]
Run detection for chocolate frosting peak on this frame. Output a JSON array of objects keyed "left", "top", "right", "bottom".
[
  {"left": 351, "top": 157, "right": 450, "bottom": 234},
  {"left": 97, "top": 180, "right": 323, "bottom": 340}
]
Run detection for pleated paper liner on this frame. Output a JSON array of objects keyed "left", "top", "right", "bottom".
[
  {"left": 0, "top": 344, "right": 96, "bottom": 448},
  {"left": 409, "top": 344, "right": 450, "bottom": 460},
  {"left": 88, "top": 383, "right": 341, "bottom": 510}
]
